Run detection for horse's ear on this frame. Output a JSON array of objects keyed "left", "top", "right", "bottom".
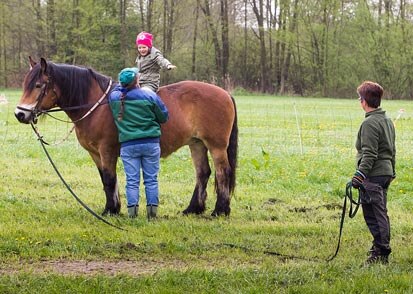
[
  {"left": 29, "top": 56, "right": 37, "bottom": 70},
  {"left": 40, "top": 57, "right": 48, "bottom": 74}
]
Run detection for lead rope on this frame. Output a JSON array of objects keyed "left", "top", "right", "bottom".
[
  {"left": 222, "top": 182, "right": 361, "bottom": 262},
  {"left": 30, "top": 122, "right": 126, "bottom": 231},
  {"left": 326, "top": 181, "right": 361, "bottom": 261}
]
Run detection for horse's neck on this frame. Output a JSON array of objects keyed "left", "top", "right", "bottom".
[{"left": 65, "top": 78, "right": 108, "bottom": 122}]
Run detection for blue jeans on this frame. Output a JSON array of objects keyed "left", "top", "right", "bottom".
[{"left": 120, "top": 142, "right": 160, "bottom": 207}]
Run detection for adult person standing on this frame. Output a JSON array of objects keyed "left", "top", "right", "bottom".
[
  {"left": 109, "top": 67, "right": 169, "bottom": 219},
  {"left": 351, "top": 81, "right": 396, "bottom": 265}
]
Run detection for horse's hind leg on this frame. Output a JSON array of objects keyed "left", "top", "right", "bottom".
[
  {"left": 183, "top": 141, "right": 211, "bottom": 215},
  {"left": 210, "top": 149, "right": 231, "bottom": 216}
]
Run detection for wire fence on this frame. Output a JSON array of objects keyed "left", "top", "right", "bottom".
[
  {"left": 236, "top": 96, "right": 413, "bottom": 161},
  {"left": 1, "top": 92, "right": 413, "bottom": 162}
]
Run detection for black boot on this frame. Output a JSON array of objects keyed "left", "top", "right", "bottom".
[{"left": 364, "top": 246, "right": 390, "bottom": 266}]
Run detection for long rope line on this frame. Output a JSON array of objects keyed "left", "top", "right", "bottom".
[
  {"left": 31, "top": 123, "right": 126, "bottom": 231},
  {"left": 326, "top": 182, "right": 360, "bottom": 261},
  {"left": 222, "top": 182, "right": 361, "bottom": 262}
]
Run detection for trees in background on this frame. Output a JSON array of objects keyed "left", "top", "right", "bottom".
[{"left": 0, "top": 0, "right": 412, "bottom": 99}]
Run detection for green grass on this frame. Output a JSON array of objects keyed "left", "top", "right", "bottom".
[{"left": 1, "top": 89, "right": 413, "bottom": 293}]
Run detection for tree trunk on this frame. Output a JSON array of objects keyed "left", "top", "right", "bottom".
[
  {"left": 251, "top": 0, "right": 267, "bottom": 92},
  {"left": 147, "top": 0, "right": 154, "bottom": 32},
  {"left": 163, "top": 0, "right": 167, "bottom": 53},
  {"left": 201, "top": 0, "right": 222, "bottom": 82},
  {"left": 0, "top": 0, "right": 6, "bottom": 87},
  {"left": 162, "top": 0, "right": 175, "bottom": 85},
  {"left": 278, "top": 1, "right": 287, "bottom": 93},
  {"left": 274, "top": 0, "right": 281, "bottom": 92},
  {"left": 321, "top": 1, "right": 329, "bottom": 96},
  {"left": 17, "top": 0, "right": 22, "bottom": 70},
  {"left": 139, "top": 0, "right": 145, "bottom": 29},
  {"left": 47, "top": 0, "right": 56, "bottom": 56},
  {"left": 120, "top": 0, "right": 127, "bottom": 68},
  {"left": 165, "top": 0, "right": 175, "bottom": 56},
  {"left": 34, "top": 0, "right": 45, "bottom": 57},
  {"left": 191, "top": 0, "right": 200, "bottom": 79},
  {"left": 66, "top": 0, "right": 80, "bottom": 63},
  {"left": 384, "top": 0, "right": 391, "bottom": 28},
  {"left": 266, "top": 0, "right": 274, "bottom": 93},
  {"left": 280, "top": 0, "right": 298, "bottom": 95},
  {"left": 220, "top": 0, "right": 229, "bottom": 89},
  {"left": 378, "top": 0, "right": 382, "bottom": 26}
]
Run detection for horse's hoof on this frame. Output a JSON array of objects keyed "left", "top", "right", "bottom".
[
  {"left": 211, "top": 210, "right": 220, "bottom": 217},
  {"left": 211, "top": 209, "right": 230, "bottom": 217},
  {"left": 183, "top": 207, "right": 204, "bottom": 215},
  {"left": 102, "top": 208, "right": 120, "bottom": 216}
]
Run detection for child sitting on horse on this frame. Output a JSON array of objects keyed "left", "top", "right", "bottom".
[{"left": 135, "top": 31, "right": 176, "bottom": 92}]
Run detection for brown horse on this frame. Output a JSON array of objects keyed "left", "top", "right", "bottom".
[{"left": 15, "top": 57, "right": 238, "bottom": 216}]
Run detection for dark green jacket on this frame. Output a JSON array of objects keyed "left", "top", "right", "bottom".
[{"left": 355, "top": 108, "right": 396, "bottom": 177}]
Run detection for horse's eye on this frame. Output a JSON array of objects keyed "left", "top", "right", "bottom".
[{"left": 35, "top": 83, "right": 42, "bottom": 88}]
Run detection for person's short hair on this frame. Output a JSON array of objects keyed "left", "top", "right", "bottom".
[
  {"left": 357, "top": 81, "right": 383, "bottom": 108},
  {"left": 118, "top": 67, "right": 139, "bottom": 87}
]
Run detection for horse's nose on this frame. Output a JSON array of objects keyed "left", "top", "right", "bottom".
[{"left": 15, "top": 111, "right": 28, "bottom": 123}]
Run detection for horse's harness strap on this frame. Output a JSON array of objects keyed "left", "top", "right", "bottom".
[
  {"left": 16, "top": 75, "right": 57, "bottom": 121},
  {"left": 32, "top": 79, "right": 52, "bottom": 121},
  {"left": 71, "top": 79, "right": 113, "bottom": 123}
]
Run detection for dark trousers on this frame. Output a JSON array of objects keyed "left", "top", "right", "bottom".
[{"left": 361, "top": 176, "right": 392, "bottom": 255}]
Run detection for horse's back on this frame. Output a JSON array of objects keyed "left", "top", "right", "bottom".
[
  {"left": 159, "top": 80, "right": 232, "bottom": 104},
  {"left": 158, "top": 81, "right": 235, "bottom": 156}
]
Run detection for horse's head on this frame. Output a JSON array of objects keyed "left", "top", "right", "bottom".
[{"left": 15, "top": 57, "right": 59, "bottom": 124}]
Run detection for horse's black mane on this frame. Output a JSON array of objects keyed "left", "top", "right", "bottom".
[{"left": 25, "top": 62, "right": 111, "bottom": 108}]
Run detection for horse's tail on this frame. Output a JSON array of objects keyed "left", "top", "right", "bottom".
[{"left": 227, "top": 95, "right": 238, "bottom": 195}]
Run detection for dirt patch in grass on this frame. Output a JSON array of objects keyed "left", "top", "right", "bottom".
[{"left": 0, "top": 259, "right": 189, "bottom": 276}]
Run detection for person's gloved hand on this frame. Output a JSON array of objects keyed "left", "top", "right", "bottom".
[{"left": 352, "top": 170, "right": 366, "bottom": 189}]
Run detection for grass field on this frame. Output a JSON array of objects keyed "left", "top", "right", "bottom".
[{"left": 0, "top": 89, "right": 413, "bottom": 293}]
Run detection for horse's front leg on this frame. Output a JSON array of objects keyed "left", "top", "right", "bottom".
[
  {"left": 99, "top": 168, "right": 120, "bottom": 215},
  {"left": 90, "top": 151, "right": 121, "bottom": 215}
]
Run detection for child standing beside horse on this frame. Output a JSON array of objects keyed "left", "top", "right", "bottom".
[{"left": 135, "top": 31, "right": 176, "bottom": 92}]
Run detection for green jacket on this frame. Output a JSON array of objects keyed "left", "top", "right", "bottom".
[
  {"left": 355, "top": 108, "right": 396, "bottom": 177},
  {"left": 108, "top": 85, "right": 168, "bottom": 144}
]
